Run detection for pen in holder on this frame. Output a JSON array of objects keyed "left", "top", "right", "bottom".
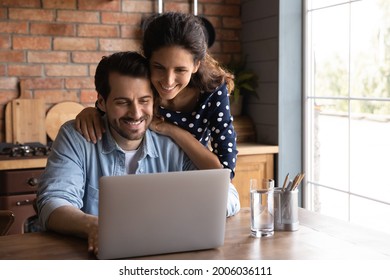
[{"left": 274, "top": 188, "right": 299, "bottom": 231}]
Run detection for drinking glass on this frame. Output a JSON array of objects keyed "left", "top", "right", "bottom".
[{"left": 250, "top": 178, "right": 274, "bottom": 237}]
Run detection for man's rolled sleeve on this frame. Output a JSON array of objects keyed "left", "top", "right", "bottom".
[
  {"left": 38, "top": 198, "right": 74, "bottom": 230},
  {"left": 226, "top": 182, "right": 240, "bottom": 217}
]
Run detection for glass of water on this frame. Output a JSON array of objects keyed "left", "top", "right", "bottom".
[{"left": 250, "top": 178, "right": 274, "bottom": 237}]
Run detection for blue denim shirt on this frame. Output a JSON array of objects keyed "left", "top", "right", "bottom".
[{"left": 37, "top": 119, "right": 240, "bottom": 229}]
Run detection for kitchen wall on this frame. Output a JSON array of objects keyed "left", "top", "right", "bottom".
[
  {"left": 0, "top": 0, "right": 241, "bottom": 142},
  {"left": 241, "top": 0, "right": 279, "bottom": 145},
  {"left": 241, "top": 0, "right": 302, "bottom": 186}
]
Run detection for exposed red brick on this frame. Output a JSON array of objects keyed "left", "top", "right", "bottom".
[
  {"left": 28, "top": 51, "right": 69, "bottom": 63},
  {"left": 89, "top": 64, "right": 97, "bottom": 76},
  {"left": 101, "top": 12, "right": 142, "bottom": 25},
  {"left": 99, "top": 38, "right": 140, "bottom": 52},
  {"left": 209, "top": 41, "right": 222, "bottom": 53},
  {"left": 0, "top": 50, "right": 24, "bottom": 63},
  {"left": 45, "top": 64, "right": 88, "bottom": 76},
  {"left": 0, "top": 90, "right": 19, "bottom": 103},
  {"left": 53, "top": 37, "right": 97, "bottom": 51},
  {"left": 13, "top": 36, "right": 52, "bottom": 50},
  {"left": 212, "top": 53, "right": 232, "bottom": 65},
  {"left": 9, "top": 8, "right": 54, "bottom": 21},
  {"left": 8, "top": 64, "right": 42, "bottom": 76},
  {"left": 122, "top": 0, "right": 154, "bottom": 13},
  {"left": 57, "top": 10, "right": 100, "bottom": 23},
  {"left": 163, "top": 2, "right": 190, "bottom": 13},
  {"left": 78, "top": 24, "right": 119, "bottom": 38},
  {"left": 42, "top": 0, "right": 76, "bottom": 9},
  {"left": 215, "top": 29, "right": 239, "bottom": 41},
  {"left": 0, "top": 65, "right": 5, "bottom": 76},
  {"left": 226, "top": 0, "right": 240, "bottom": 4},
  {"left": 80, "top": 89, "right": 98, "bottom": 104},
  {"left": 204, "top": 4, "right": 240, "bottom": 17},
  {"left": 0, "top": 8, "right": 6, "bottom": 19},
  {"left": 0, "top": 77, "right": 19, "bottom": 90},
  {"left": 0, "top": 35, "right": 10, "bottom": 48},
  {"left": 203, "top": 16, "right": 222, "bottom": 29},
  {"left": 198, "top": 0, "right": 224, "bottom": 3},
  {"left": 0, "top": 0, "right": 40, "bottom": 8},
  {"left": 31, "top": 23, "right": 75, "bottom": 36},
  {"left": 0, "top": 0, "right": 242, "bottom": 135},
  {"left": 35, "top": 89, "right": 79, "bottom": 103},
  {"left": 65, "top": 77, "right": 94, "bottom": 89},
  {"left": 223, "top": 17, "right": 241, "bottom": 29},
  {"left": 78, "top": 0, "right": 120, "bottom": 11},
  {"left": 72, "top": 51, "right": 111, "bottom": 63},
  {"left": 121, "top": 25, "right": 143, "bottom": 39},
  {"left": 222, "top": 41, "right": 241, "bottom": 53},
  {"left": 22, "top": 78, "right": 64, "bottom": 90},
  {"left": 0, "top": 22, "right": 28, "bottom": 34}
]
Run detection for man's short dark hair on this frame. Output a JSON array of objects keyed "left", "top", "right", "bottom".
[{"left": 95, "top": 51, "right": 151, "bottom": 100}]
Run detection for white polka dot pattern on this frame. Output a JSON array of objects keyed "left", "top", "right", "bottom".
[{"left": 158, "top": 83, "right": 238, "bottom": 178}]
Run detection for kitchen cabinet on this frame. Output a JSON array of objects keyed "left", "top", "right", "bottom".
[
  {"left": 0, "top": 167, "right": 44, "bottom": 234},
  {"left": 233, "top": 143, "right": 278, "bottom": 208},
  {"left": 0, "top": 144, "right": 49, "bottom": 234}
]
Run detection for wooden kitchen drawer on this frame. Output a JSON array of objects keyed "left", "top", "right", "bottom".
[
  {"left": 0, "top": 193, "right": 37, "bottom": 235},
  {"left": 0, "top": 168, "right": 43, "bottom": 195}
]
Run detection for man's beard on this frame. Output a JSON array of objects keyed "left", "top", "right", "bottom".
[{"left": 109, "top": 115, "right": 150, "bottom": 141}]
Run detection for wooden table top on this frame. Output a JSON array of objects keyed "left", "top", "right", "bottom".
[{"left": 1, "top": 208, "right": 390, "bottom": 260}]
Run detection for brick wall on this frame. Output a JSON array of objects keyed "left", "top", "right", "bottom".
[{"left": 0, "top": 0, "right": 241, "bottom": 142}]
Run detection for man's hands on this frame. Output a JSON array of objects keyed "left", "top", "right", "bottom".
[
  {"left": 85, "top": 215, "right": 99, "bottom": 255},
  {"left": 46, "top": 206, "right": 100, "bottom": 256}
]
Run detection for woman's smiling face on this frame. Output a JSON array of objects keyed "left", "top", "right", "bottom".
[{"left": 149, "top": 45, "right": 200, "bottom": 101}]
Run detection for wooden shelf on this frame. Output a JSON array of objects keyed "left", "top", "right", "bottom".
[{"left": 237, "top": 143, "right": 279, "bottom": 155}]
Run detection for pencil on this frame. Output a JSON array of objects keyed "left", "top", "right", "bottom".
[
  {"left": 289, "top": 173, "right": 298, "bottom": 191},
  {"left": 281, "top": 173, "right": 289, "bottom": 192},
  {"left": 292, "top": 173, "right": 305, "bottom": 191}
]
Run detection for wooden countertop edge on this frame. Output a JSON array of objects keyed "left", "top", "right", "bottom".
[
  {"left": 0, "top": 143, "right": 278, "bottom": 170},
  {"left": 0, "top": 158, "right": 47, "bottom": 170},
  {"left": 237, "top": 143, "right": 279, "bottom": 155}
]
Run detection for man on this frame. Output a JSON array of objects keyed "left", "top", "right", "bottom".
[{"left": 36, "top": 52, "right": 240, "bottom": 255}]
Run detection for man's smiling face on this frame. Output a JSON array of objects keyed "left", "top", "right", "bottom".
[{"left": 99, "top": 72, "right": 154, "bottom": 151}]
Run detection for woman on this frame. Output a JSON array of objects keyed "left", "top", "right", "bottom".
[{"left": 76, "top": 12, "right": 238, "bottom": 178}]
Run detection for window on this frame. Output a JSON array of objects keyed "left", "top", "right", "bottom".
[{"left": 304, "top": 0, "right": 390, "bottom": 234}]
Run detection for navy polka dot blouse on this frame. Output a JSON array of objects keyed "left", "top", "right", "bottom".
[{"left": 158, "top": 83, "right": 238, "bottom": 178}]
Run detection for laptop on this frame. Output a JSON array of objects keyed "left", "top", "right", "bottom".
[{"left": 97, "top": 169, "right": 230, "bottom": 259}]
